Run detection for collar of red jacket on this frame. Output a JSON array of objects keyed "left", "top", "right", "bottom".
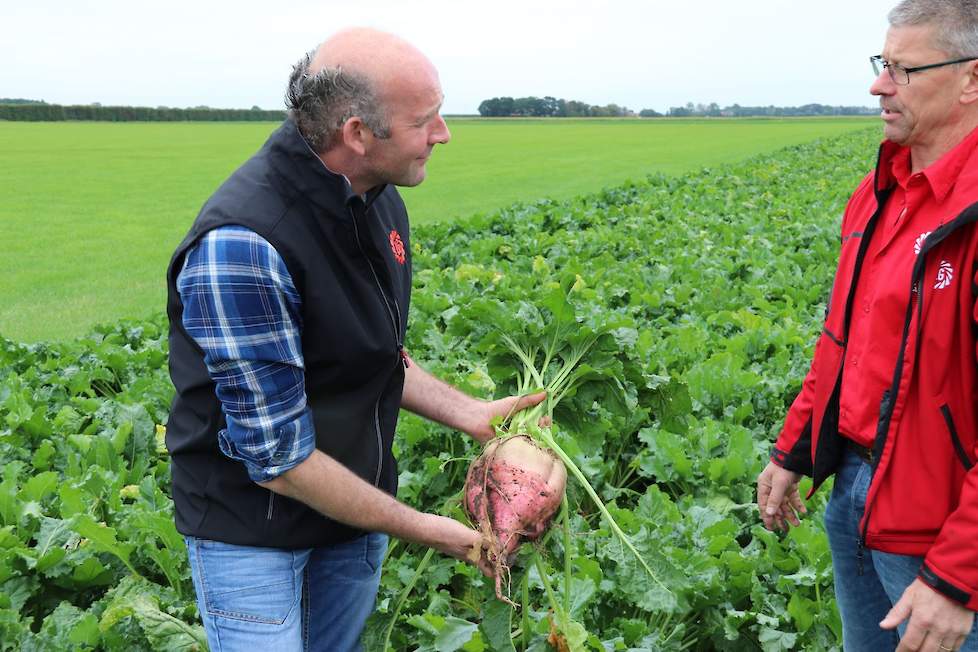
[{"left": 876, "top": 124, "right": 978, "bottom": 204}]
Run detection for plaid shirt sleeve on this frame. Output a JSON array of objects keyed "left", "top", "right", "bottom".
[{"left": 176, "top": 226, "right": 315, "bottom": 483}]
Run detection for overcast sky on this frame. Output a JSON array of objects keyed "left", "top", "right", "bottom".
[{"left": 3, "top": 0, "right": 896, "bottom": 114}]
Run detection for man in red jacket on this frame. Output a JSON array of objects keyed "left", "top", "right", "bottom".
[{"left": 756, "top": 1, "right": 978, "bottom": 650}]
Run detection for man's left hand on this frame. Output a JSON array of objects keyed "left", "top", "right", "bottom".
[
  {"left": 880, "top": 578, "right": 974, "bottom": 651},
  {"left": 468, "top": 391, "right": 547, "bottom": 443}
]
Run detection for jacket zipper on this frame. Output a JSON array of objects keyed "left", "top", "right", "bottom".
[
  {"left": 350, "top": 208, "right": 404, "bottom": 360},
  {"left": 372, "top": 400, "right": 384, "bottom": 486},
  {"left": 855, "top": 220, "right": 933, "bottom": 569},
  {"left": 350, "top": 206, "right": 402, "bottom": 487},
  {"left": 858, "top": 282, "right": 918, "bottom": 573},
  {"left": 266, "top": 491, "right": 275, "bottom": 520}
]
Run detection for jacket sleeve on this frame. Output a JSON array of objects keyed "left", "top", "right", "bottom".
[
  {"left": 177, "top": 226, "right": 316, "bottom": 484},
  {"left": 771, "top": 347, "right": 817, "bottom": 477},
  {"left": 772, "top": 201, "right": 859, "bottom": 477},
  {"left": 919, "top": 472, "right": 978, "bottom": 611}
]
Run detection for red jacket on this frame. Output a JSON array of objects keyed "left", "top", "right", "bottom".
[{"left": 773, "top": 136, "right": 978, "bottom": 611}]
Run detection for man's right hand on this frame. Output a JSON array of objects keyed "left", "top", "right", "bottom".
[
  {"left": 756, "top": 461, "right": 806, "bottom": 531},
  {"left": 423, "top": 513, "right": 493, "bottom": 577}
]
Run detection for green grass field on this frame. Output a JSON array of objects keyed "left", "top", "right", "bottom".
[{"left": 0, "top": 117, "right": 877, "bottom": 342}]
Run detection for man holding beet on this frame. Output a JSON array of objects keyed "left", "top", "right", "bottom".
[
  {"left": 164, "top": 28, "right": 542, "bottom": 650},
  {"left": 757, "top": 1, "right": 978, "bottom": 649}
]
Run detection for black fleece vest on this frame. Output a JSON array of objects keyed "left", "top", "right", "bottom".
[{"left": 165, "top": 119, "right": 411, "bottom": 548}]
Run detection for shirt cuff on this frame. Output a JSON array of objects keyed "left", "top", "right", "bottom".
[{"left": 218, "top": 409, "right": 317, "bottom": 483}]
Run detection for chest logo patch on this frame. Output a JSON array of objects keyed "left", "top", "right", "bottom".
[
  {"left": 914, "top": 231, "right": 931, "bottom": 255},
  {"left": 389, "top": 230, "right": 406, "bottom": 265},
  {"left": 934, "top": 261, "right": 953, "bottom": 290}
]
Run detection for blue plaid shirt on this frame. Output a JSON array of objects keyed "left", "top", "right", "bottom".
[{"left": 176, "top": 226, "right": 315, "bottom": 483}]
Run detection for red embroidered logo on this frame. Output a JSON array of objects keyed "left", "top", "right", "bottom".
[{"left": 389, "top": 230, "right": 406, "bottom": 265}]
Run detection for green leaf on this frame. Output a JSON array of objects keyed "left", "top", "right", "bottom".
[
  {"left": 31, "top": 440, "right": 57, "bottom": 472},
  {"left": 112, "top": 421, "right": 133, "bottom": 455},
  {"left": 479, "top": 600, "right": 516, "bottom": 652},
  {"left": 31, "top": 517, "right": 74, "bottom": 573},
  {"left": 130, "top": 595, "right": 206, "bottom": 651},
  {"left": 787, "top": 592, "right": 816, "bottom": 633},
  {"left": 58, "top": 485, "right": 89, "bottom": 519},
  {"left": 71, "top": 556, "right": 111, "bottom": 585},
  {"left": 36, "top": 602, "right": 100, "bottom": 650},
  {"left": 434, "top": 617, "right": 479, "bottom": 652},
  {"left": 69, "top": 613, "right": 100, "bottom": 647},
  {"left": 70, "top": 514, "right": 137, "bottom": 575},
  {"left": 129, "top": 510, "right": 183, "bottom": 553},
  {"left": 21, "top": 471, "right": 59, "bottom": 502},
  {"left": 2, "top": 386, "right": 33, "bottom": 429},
  {"left": 0, "top": 476, "right": 21, "bottom": 527}
]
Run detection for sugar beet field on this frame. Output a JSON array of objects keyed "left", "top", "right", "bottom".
[{"left": 0, "top": 120, "right": 880, "bottom": 650}]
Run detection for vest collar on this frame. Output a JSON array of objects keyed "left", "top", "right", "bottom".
[{"left": 268, "top": 118, "right": 388, "bottom": 216}]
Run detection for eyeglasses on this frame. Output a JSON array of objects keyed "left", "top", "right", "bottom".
[{"left": 871, "top": 54, "right": 978, "bottom": 85}]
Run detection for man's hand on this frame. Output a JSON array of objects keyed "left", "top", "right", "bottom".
[
  {"left": 467, "top": 391, "right": 547, "bottom": 443},
  {"left": 401, "top": 358, "right": 547, "bottom": 443},
  {"left": 260, "top": 451, "right": 495, "bottom": 575},
  {"left": 422, "top": 513, "right": 493, "bottom": 578},
  {"left": 756, "top": 461, "right": 806, "bottom": 531},
  {"left": 880, "top": 578, "right": 974, "bottom": 651}
]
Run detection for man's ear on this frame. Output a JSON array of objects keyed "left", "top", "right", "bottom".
[
  {"left": 340, "top": 116, "right": 369, "bottom": 156},
  {"left": 961, "top": 61, "right": 978, "bottom": 106}
]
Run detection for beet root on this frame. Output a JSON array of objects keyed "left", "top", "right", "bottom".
[{"left": 464, "top": 434, "right": 567, "bottom": 603}]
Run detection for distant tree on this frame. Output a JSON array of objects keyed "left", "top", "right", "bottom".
[
  {"left": 0, "top": 98, "right": 46, "bottom": 105},
  {"left": 564, "top": 100, "right": 589, "bottom": 117},
  {"left": 541, "top": 96, "right": 561, "bottom": 116}
]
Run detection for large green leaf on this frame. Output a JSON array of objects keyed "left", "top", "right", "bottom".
[{"left": 479, "top": 601, "right": 516, "bottom": 652}]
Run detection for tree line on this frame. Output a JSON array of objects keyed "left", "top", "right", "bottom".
[
  {"left": 478, "top": 96, "right": 633, "bottom": 117},
  {"left": 478, "top": 96, "right": 876, "bottom": 118},
  {"left": 0, "top": 101, "right": 286, "bottom": 122},
  {"left": 657, "top": 102, "right": 877, "bottom": 117},
  {"left": 1, "top": 97, "right": 877, "bottom": 122}
]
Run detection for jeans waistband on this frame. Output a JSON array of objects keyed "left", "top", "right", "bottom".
[{"left": 845, "top": 438, "right": 874, "bottom": 464}]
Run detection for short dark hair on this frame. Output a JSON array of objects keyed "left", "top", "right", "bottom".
[{"left": 285, "top": 50, "right": 391, "bottom": 151}]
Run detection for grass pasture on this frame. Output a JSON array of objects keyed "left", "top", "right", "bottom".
[{"left": 0, "top": 117, "right": 877, "bottom": 342}]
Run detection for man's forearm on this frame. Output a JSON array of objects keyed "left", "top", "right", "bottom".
[
  {"left": 258, "top": 449, "right": 441, "bottom": 548},
  {"left": 401, "top": 358, "right": 489, "bottom": 441}
]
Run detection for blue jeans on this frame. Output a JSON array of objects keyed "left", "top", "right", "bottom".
[
  {"left": 824, "top": 449, "right": 977, "bottom": 650},
  {"left": 185, "top": 533, "right": 388, "bottom": 651}
]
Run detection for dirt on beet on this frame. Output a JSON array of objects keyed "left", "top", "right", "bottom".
[{"left": 464, "top": 433, "right": 567, "bottom": 604}]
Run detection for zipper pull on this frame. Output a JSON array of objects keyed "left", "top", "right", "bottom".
[
  {"left": 856, "top": 538, "right": 865, "bottom": 576},
  {"left": 399, "top": 346, "right": 410, "bottom": 369}
]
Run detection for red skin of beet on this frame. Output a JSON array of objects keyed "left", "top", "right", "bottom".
[{"left": 464, "top": 434, "right": 567, "bottom": 601}]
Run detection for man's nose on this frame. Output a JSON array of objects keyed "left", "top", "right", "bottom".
[
  {"left": 870, "top": 68, "right": 895, "bottom": 96},
  {"left": 431, "top": 115, "right": 450, "bottom": 144}
]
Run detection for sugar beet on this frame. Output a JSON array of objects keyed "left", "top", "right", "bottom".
[{"left": 464, "top": 434, "right": 567, "bottom": 603}]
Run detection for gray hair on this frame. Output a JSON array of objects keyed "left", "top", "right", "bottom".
[
  {"left": 285, "top": 50, "right": 391, "bottom": 152},
  {"left": 889, "top": 0, "right": 978, "bottom": 57}
]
